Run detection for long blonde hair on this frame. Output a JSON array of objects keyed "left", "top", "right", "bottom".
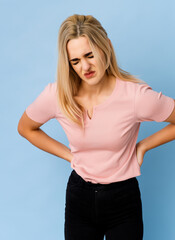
[{"left": 56, "top": 14, "right": 146, "bottom": 129}]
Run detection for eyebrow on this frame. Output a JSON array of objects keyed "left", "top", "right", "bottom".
[{"left": 69, "top": 52, "right": 93, "bottom": 62}]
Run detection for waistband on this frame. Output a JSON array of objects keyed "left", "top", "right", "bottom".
[{"left": 71, "top": 169, "right": 138, "bottom": 191}]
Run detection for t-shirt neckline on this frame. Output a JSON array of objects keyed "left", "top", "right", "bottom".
[{"left": 85, "top": 77, "right": 119, "bottom": 121}]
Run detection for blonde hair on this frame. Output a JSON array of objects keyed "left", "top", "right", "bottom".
[{"left": 56, "top": 14, "right": 146, "bottom": 130}]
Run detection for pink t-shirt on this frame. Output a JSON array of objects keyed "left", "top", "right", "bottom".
[{"left": 25, "top": 78, "right": 174, "bottom": 184}]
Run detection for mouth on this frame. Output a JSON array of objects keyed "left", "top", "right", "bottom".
[{"left": 84, "top": 71, "right": 96, "bottom": 78}]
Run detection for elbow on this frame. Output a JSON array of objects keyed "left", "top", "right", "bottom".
[
  {"left": 17, "top": 120, "right": 28, "bottom": 137},
  {"left": 17, "top": 111, "right": 41, "bottom": 137},
  {"left": 17, "top": 122, "right": 24, "bottom": 137}
]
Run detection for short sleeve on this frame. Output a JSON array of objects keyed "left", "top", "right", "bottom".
[
  {"left": 134, "top": 83, "right": 175, "bottom": 122},
  {"left": 25, "top": 82, "right": 57, "bottom": 124}
]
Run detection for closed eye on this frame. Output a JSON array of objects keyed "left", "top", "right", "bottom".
[
  {"left": 72, "top": 62, "right": 79, "bottom": 65},
  {"left": 72, "top": 55, "right": 94, "bottom": 65}
]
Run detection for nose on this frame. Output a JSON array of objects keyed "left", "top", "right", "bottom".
[{"left": 81, "top": 58, "right": 91, "bottom": 72}]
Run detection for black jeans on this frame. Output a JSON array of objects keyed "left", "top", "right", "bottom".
[{"left": 64, "top": 170, "right": 143, "bottom": 240}]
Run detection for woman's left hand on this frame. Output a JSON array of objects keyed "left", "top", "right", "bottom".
[{"left": 136, "top": 142, "right": 146, "bottom": 167}]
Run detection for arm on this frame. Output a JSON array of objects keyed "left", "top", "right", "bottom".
[
  {"left": 136, "top": 100, "right": 175, "bottom": 166},
  {"left": 17, "top": 111, "right": 73, "bottom": 163}
]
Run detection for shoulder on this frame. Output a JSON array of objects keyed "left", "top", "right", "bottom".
[
  {"left": 41, "top": 82, "right": 58, "bottom": 100},
  {"left": 117, "top": 78, "right": 147, "bottom": 96},
  {"left": 45, "top": 81, "right": 57, "bottom": 92}
]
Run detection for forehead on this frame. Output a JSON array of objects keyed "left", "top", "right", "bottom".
[{"left": 67, "top": 36, "right": 92, "bottom": 59}]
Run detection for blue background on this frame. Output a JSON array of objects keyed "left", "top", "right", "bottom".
[{"left": 0, "top": 0, "right": 175, "bottom": 239}]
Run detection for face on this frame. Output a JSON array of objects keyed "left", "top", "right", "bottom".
[{"left": 67, "top": 36, "right": 107, "bottom": 86}]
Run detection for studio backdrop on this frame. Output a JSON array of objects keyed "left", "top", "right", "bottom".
[{"left": 0, "top": 0, "right": 175, "bottom": 239}]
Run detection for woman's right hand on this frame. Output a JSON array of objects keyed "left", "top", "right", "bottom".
[
  {"left": 70, "top": 154, "right": 74, "bottom": 163},
  {"left": 136, "top": 142, "right": 147, "bottom": 167}
]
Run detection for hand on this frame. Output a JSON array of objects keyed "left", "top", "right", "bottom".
[
  {"left": 71, "top": 154, "right": 74, "bottom": 162},
  {"left": 136, "top": 142, "right": 146, "bottom": 167}
]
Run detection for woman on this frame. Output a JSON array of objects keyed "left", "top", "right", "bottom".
[{"left": 18, "top": 14, "right": 175, "bottom": 240}]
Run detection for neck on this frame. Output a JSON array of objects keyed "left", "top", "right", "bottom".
[{"left": 78, "top": 74, "right": 115, "bottom": 99}]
